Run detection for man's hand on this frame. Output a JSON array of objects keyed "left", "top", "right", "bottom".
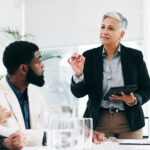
[
  {"left": 0, "top": 108, "right": 12, "bottom": 124},
  {"left": 92, "top": 131, "right": 105, "bottom": 144},
  {"left": 2, "top": 131, "right": 27, "bottom": 150},
  {"left": 109, "top": 92, "right": 136, "bottom": 105},
  {"left": 68, "top": 53, "right": 85, "bottom": 77}
]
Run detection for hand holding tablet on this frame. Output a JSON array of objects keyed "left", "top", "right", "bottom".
[{"left": 104, "top": 85, "right": 138, "bottom": 100}]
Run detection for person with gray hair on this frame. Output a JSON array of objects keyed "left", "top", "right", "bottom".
[
  {"left": 68, "top": 11, "right": 150, "bottom": 139},
  {"left": 103, "top": 11, "right": 128, "bottom": 32}
]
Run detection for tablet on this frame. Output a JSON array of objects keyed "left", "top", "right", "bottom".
[
  {"left": 103, "top": 85, "right": 138, "bottom": 100},
  {"left": 119, "top": 139, "right": 150, "bottom": 145}
]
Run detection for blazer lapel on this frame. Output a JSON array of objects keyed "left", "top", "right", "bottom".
[
  {"left": 28, "top": 85, "right": 37, "bottom": 129},
  {"left": 120, "top": 44, "right": 131, "bottom": 85},
  {"left": 1, "top": 78, "right": 26, "bottom": 129},
  {"left": 94, "top": 46, "right": 103, "bottom": 104},
  {"left": 95, "top": 46, "right": 103, "bottom": 87}
]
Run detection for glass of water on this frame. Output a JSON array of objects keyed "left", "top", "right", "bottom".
[
  {"left": 48, "top": 118, "right": 77, "bottom": 150},
  {"left": 73, "top": 118, "right": 93, "bottom": 150},
  {"left": 82, "top": 118, "right": 93, "bottom": 150}
]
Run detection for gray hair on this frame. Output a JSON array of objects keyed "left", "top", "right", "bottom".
[{"left": 102, "top": 12, "right": 128, "bottom": 32}]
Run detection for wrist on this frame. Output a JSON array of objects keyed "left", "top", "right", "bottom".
[
  {"left": 2, "top": 138, "right": 14, "bottom": 150},
  {"left": 126, "top": 96, "right": 137, "bottom": 106},
  {"left": 2, "top": 138, "right": 9, "bottom": 149},
  {"left": 0, "top": 137, "right": 8, "bottom": 150}
]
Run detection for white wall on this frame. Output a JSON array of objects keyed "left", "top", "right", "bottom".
[
  {"left": 0, "top": 0, "right": 22, "bottom": 74},
  {"left": 0, "top": 1, "right": 22, "bottom": 28},
  {"left": 143, "top": 0, "right": 150, "bottom": 68},
  {"left": 143, "top": 0, "right": 150, "bottom": 119},
  {"left": 25, "top": 0, "right": 143, "bottom": 48},
  {"left": 0, "top": 0, "right": 22, "bottom": 47}
]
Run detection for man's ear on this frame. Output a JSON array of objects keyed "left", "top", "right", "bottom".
[{"left": 19, "top": 64, "right": 28, "bottom": 75}]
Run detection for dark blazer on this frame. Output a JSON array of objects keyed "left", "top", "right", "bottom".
[{"left": 71, "top": 44, "right": 150, "bottom": 131}]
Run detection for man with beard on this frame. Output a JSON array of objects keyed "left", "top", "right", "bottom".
[{"left": 0, "top": 41, "right": 47, "bottom": 149}]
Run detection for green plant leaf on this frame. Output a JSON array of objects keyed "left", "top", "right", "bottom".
[
  {"left": 0, "top": 27, "right": 34, "bottom": 41},
  {"left": 41, "top": 51, "right": 62, "bottom": 61}
]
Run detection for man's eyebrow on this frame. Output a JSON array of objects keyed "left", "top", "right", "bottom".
[{"left": 38, "top": 55, "right": 42, "bottom": 59}]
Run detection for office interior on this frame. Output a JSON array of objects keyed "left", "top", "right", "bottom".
[{"left": 0, "top": 0, "right": 150, "bottom": 139}]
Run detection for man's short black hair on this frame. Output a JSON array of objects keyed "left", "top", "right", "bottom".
[{"left": 3, "top": 41, "right": 39, "bottom": 75}]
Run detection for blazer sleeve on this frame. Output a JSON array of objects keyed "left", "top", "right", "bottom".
[
  {"left": 70, "top": 52, "right": 90, "bottom": 98},
  {"left": 71, "top": 76, "right": 88, "bottom": 98},
  {"left": 0, "top": 86, "right": 47, "bottom": 146},
  {"left": 134, "top": 51, "right": 150, "bottom": 106},
  {"left": 0, "top": 125, "right": 44, "bottom": 146}
]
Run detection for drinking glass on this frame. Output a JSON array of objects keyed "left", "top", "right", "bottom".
[
  {"left": 50, "top": 106, "right": 73, "bottom": 119},
  {"left": 48, "top": 118, "right": 77, "bottom": 150},
  {"left": 73, "top": 118, "right": 93, "bottom": 150},
  {"left": 82, "top": 118, "right": 93, "bottom": 150},
  {"left": 43, "top": 106, "right": 74, "bottom": 148}
]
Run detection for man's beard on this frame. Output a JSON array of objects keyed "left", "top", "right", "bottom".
[{"left": 26, "top": 66, "right": 45, "bottom": 87}]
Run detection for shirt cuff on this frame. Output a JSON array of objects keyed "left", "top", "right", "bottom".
[
  {"left": 134, "top": 93, "right": 142, "bottom": 106},
  {"left": 73, "top": 74, "right": 84, "bottom": 84}
]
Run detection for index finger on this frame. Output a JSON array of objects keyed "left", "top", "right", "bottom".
[
  {"left": 129, "top": 92, "right": 134, "bottom": 97},
  {"left": 11, "top": 130, "right": 22, "bottom": 137},
  {"left": 97, "top": 133, "right": 104, "bottom": 143},
  {"left": 68, "top": 53, "right": 82, "bottom": 60},
  {"left": 121, "top": 92, "right": 125, "bottom": 96},
  {"left": 72, "top": 53, "right": 82, "bottom": 58}
]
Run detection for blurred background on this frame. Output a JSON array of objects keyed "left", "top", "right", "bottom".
[{"left": 0, "top": 0, "right": 150, "bottom": 132}]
